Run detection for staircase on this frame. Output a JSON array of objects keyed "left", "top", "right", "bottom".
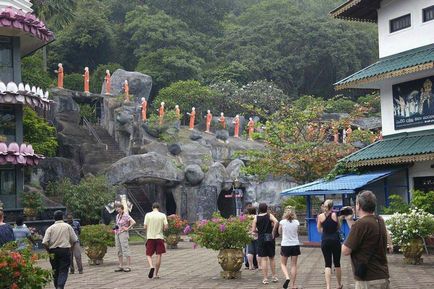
[{"left": 91, "top": 124, "right": 126, "bottom": 163}]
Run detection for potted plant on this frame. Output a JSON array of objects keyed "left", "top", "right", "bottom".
[
  {"left": 386, "top": 207, "right": 434, "bottom": 264},
  {"left": 80, "top": 225, "right": 115, "bottom": 265},
  {"left": 0, "top": 244, "right": 52, "bottom": 288},
  {"left": 28, "top": 227, "right": 44, "bottom": 250},
  {"left": 164, "top": 215, "right": 188, "bottom": 249},
  {"left": 191, "top": 214, "right": 252, "bottom": 279},
  {"left": 21, "top": 191, "right": 44, "bottom": 220}
]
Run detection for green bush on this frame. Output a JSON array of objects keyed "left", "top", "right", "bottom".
[
  {"left": 21, "top": 191, "right": 44, "bottom": 213},
  {"left": 350, "top": 129, "right": 373, "bottom": 144},
  {"left": 79, "top": 104, "right": 97, "bottom": 123},
  {"left": 21, "top": 52, "right": 53, "bottom": 90},
  {"left": 382, "top": 194, "right": 409, "bottom": 214},
  {"left": 281, "top": 196, "right": 306, "bottom": 214},
  {"left": 411, "top": 190, "right": 434, "bottom": 214},
  {"left": 80, "top": 225, "right": 115, "bottom": 247},
  {"left": 64, "top": 73, "right": 84, "bottom": 91}
]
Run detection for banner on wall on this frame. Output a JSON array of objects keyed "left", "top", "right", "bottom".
[{"left": 393, "top": 76, "right": 434, "bottom": 130}]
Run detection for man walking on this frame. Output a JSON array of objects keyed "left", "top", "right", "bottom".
[
  {"left": 42, "top": 210, "right": 78, "bottom": 289},
  {"left": 144, "top": 202, "right": 168, "bottom": 279},
  {"left": 66, "top": 213, "right": 83, "bottom": 274},
  {"left": 342, "top": 190, "right": 392, "bottom": 289}
]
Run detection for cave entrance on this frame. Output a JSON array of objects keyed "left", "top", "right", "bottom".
[{"left": 217, "top": 188, "right": 244, "bottom": 218}]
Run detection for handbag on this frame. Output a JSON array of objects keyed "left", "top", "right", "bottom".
[{"left": 354, "top": 216, "right": 382, "bottom": 280}]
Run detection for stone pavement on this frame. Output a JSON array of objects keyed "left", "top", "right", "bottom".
[{"left": 40, "top": 242, "right": 434, "bottom": 289}]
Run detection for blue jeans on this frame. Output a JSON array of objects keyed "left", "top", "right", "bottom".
[{"left": 49, "top": 248, "right": 71, "bottom": 289}]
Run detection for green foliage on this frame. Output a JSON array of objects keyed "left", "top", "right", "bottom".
[
  {"left": 325, "top": 96, "right": 356, "bottom": 113},
  {"left": 79, "top": 104, "right": 97, "bottom": 123},
  {"left": 357, "top": 93, "right": 381, "bottom": 115},
  {"left": 205, "top": 61, "right": 252, "bottom": 84},
  {"left": 63, "top": 73, "right": 83, "bottom": 91},
  {"left": 350, "top": 129, "right": 373, "bottom": 144},
  {"left": 383, "top": 194, "right": 409, "bottom": 214},
  {"left": 0, "top": 246, "right": 52, "bottom": 289},
  {"left": 325, "top": 161, "right": 359, "bottom": 181},
  {"left": 90, "top": 63, "right": 123, "bottom": 94},
  {"left": 61, "top": 176, "right": 116, "bottom": 225},
  {"left": 23, "top": 107, "right": 58, "bottom": 157},
  {"left": 191, "top": 214, "right": 252, "bottom": 250},
  {"left": 21, "top": 52, "right": 53, "bottom": 90},
  {"left": 165, "top": 215, "right": 188, "bottom": 236},
  {"left": 281, "top": 196, "right": 306, "bottom": 213},
  {"left": 44, "top": 178, "right": 72, "bottom": 198},
  {"left": 80, "top": 225, "right": 115, "bottom": 247},
  {"left": 21, "top": 191, "right": 44, "bottom": 213},
  {"left": 411, "top": 190, "right": 434, "bottom": 214}
]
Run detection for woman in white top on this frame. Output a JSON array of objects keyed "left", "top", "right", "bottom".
[{"left": 278, "top": 206, "right": 300, "bottom": 289}]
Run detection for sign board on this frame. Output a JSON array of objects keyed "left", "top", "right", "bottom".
[{"left": 413, "top": 176, "right": 434, "bottom": 193}]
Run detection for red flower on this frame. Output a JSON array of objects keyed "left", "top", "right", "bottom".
[
  {"left": 0, "top": 261, "right": 7, "bottom": 269},
  {"left": 11, "top": 283, "right": 19, "bottom": 289},
  {"left": 13, "top": 271, "right": 20, "bottom": 278}
]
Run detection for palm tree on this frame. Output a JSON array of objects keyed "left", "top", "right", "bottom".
[{"left": 32, "top": 0, "right": 76, "bottom": 71}]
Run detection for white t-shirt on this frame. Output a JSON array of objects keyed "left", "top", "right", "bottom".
[{"left": 279, "top": 219, "right": 300, "bottom": 246}]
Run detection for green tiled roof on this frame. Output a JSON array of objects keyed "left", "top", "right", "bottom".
[
  {"left": 342, "top": 130, "right": 434, "bottom": 166},
  {"left": 335, "top": 44, "right": 434, "bottom": 90}
]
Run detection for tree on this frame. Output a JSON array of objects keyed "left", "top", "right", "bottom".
[
  {"left": 21, "top": 52, "right": 53, "bottom": 90},
  {"left": 23, "top": 107, "right": 58, "bottom": 157}
]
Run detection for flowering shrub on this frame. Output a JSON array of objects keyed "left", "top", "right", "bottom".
[
  {"left": 191, "top": 214, "right": 252, "bottom": 251},
  {"left": 386, "top": 208, "right": 434, "bottom": 247},
  {"left": 165, "top": 215, "right": 188, "bottom": 236},
  {"left": 28, "top": 227, "right": 43, "bottom": 241},
  {"left": 0, "top": 244, "right": 52, "bottom": 289},
  {"left": 80, "top": 225, "right": 115, "bottom": 248}
]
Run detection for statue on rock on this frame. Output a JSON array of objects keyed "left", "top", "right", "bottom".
[
  {"left": 141, "top": 97, "right": 147, "bottom": 121},
  {"left": 345, "top": 125, "right": 352, "bottom": 144},
  {"left": 333, "top": 127, "right": 339, "bottom": 144},
  {"left": 83, "top": 67, "right": 90, "bottom": 93},
  {"left": 219, "top": 112, "right": 226, "bottom": 129},
  {"left": 123, "top": 80, "right": 130, "bottom": 102},
  {"left": 205, "top": 110, "right": 212, "bottom": 133},
  {"left": 248, "top": 117, "right": 255, "bottom": 141},
  {"left": 175, "top": 105, "right": 181, "bottom": 128},
  {"left": 105, "top": 70, "right": 111, "bottom": 95},
  {"left": 159, "top": 102, "right": 165, "bottom": 125},
  {"left": 55, "top": 63, "right": 64, "bottom": 89},
  {"left": 233, "top": 114, "right": 240, "bottom": 138},
  {"left": 187, "top": 107, "right": 196, "bottom": 130}
]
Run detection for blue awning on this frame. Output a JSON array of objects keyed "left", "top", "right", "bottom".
[{"left": 280, "top": 170, "right": 396, "bottom": 196}]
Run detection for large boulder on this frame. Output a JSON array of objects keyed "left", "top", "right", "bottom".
[
  {"left": 201, "top": 162, "right": 231, "bottom": 191},
  {"left": 102, "top": 69, "right": 152, "bottom": 101},
  {"left": 106, "top": 152, "right": 184, "bottom": 186},
  {"left": 184, "top": 164, "right": 204, "bottom": 185},
  {"left": 215, "top": 129, "right": 229, "bottom": 142},
  {"left": 226, "top": 159, "right": 245, "bottom": 180},
  {"left": 38, "top": 157, "right": 81, "bottom": 189}
]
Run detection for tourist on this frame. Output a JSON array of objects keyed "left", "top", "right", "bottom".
[
  {"left": 114, "top": 204, "right": 136, "bottom": 272},
  {"left": 42, "top": 210, "right": 78, "bottom": 289},
  {"left": 246, "top": 206, "right": 260, "bottom": 270},
  {"left": 144, "top": 202, "right": 168, "bottom": 279},
  {"left": 252, "top": 202, "right": 279, "bottom": 285},
  {"left": 13, "top": 215, "right": 33, "bottom": 250},
  {"left": 279, "top": 206, "right": 300, "bottom": 289},
  {"left": 342, "top": 191, "right": 392, "bottom": 289},
  {"left": 66, "top": 213, "right": 83, "bottom": 274},
  {"left": 317, "top": 200, "right": 343, "bottom": 289},
  {"left": 0, "top": 210, "right": 15, "bottom": 247}
]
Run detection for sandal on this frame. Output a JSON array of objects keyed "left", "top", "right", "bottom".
[
  {"left": 123, "top": 267, "right": 131, "bottom": 272},
  {"left": 262, "top": 279, "right": 269, "bottom": 285},
  {"left": 114, "top": 268, "right": 124, "bottom": 272},
  {"left": 337, "top": 286, "right": 343, "bottom": 289},
  {"left": 148, "top": 267, "right": 155, "bottom": 279},
  {"left": 272, "top": 276, "right": 279, "bottom": 283},
  {"left": 283, "top": 279, "right": 290, "bottom": 289}
]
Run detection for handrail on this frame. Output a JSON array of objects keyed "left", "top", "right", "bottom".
[
  {"left": 82, "top": 116, "right": 108, "bottom": 150},
  {"left": 127, "top": 190, "right": 147, "bottom": 219}
]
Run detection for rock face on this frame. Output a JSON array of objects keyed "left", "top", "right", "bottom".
[
  {"left": 216, "top": 129, "right": 229, "bottom": 142},
  {"left": 38, "top": 157, "right": 81, "bottom": 189},
  {"left": 202, "top": 162, "right": 231, "bottom": 191},
  {"left": 102, "top": 69, "right": 152, "bottom": 101},
  {"left": 226, "top": 159, "right": 245, "bottom": 181},
  {"left": 184, "top": 164, "right": 204, "bottom": 185}
]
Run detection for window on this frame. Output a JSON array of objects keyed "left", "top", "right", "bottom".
[
  {"left": 423, "top": 5, "right": 434, "bottom": 22},
  {"left": 0, "top": 36, "right": 13, "bottom": 82},
  {"left": 0, "top": 166, "right": 16, "bottom": 195},
  {"left": 0, "top": 105, "right": 16, "bottom": 142},
  {"left": 390, "top": 14, "right": 411, "bottom": 33}
]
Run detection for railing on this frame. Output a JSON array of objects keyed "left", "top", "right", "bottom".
[
  {"left": 127, "top": 190, "right": 147, "bottom": 220},
  {"left": 82, "top": 116, "right": 108, "bottom": 150}
]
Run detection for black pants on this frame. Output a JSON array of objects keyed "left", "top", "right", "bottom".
[
  {"left": 321, "top": 238, "right": 341, "bottom": 268},
  {"left": 49, "top": 248, "right": 71, "bottom": 289}
]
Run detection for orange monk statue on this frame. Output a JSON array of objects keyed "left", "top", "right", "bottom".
[
  {"left": 141, "top": 97, "right": 147, "bottom": 121},
  {"left": 123, "top": 80, "right": 130, "bottom": 102},
  {"left": 248, "top": 117, "right": 255, "bottom": 141},
  {"left": 105, "top": 70, "right": 111, "bottom": 95},
  {"left": 205, "top": 110, "right": 212, "bottom": 133},
  {"left": 55, "top": 63, "right": 64, "bottom": 89},
  {"left": 219, "top": 112, "right": 226, "bottom": 129},
  {"left": 159, "top": 102, "right": 165, "bottom": 125},
  {"left": 83, "top": 67, "right": 90, "bottom": 93},
  {"left": 233, "top": 114, "right": 240, "bottom": 138},
  {"left": 187, "top": 107, "right": 196, "bottom": 130}
]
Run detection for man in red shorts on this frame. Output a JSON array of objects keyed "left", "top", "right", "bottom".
[{"left": 144, "top": 202, "right": 168, "bottom": 279}]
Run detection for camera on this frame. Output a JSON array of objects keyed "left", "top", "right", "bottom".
[
  {"left": 112, "top": 225, "right": 119, "bottom": 231},
  {"left": 337, "top": 206, "right": 353, "bottom": 216}
]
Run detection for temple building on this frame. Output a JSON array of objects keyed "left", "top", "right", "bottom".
[
  {"left": 281, "top": 0, "right": 434, "bottom": 243},
  {"left": 0, "top": 0, "right": 53, "bottom": 209}
]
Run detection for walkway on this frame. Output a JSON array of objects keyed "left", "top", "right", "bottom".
[{"left": 40, "top": 242, "right": 434, "bottom": 289}]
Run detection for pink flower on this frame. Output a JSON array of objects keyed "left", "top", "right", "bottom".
[
  {"left": 239, "top": 214, "right": 246, "bottom": 221},
  {"left": 219, "top": 224, "right": 226, "bottom": 232},
  {"left": 183, "top": 225, "right": 191, "bottom": 234},
  {"left": 211, "top": 217, "right": 221, "bottom": 223}
]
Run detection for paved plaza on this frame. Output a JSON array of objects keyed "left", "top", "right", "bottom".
[{"left": 39, "top": 241, "right": 434, "bottom": 289}]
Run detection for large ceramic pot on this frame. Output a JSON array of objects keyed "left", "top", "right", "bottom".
[
  {"left": 165, "top": 234, "right": 180, "bottom": 249},
  {"left": 402, "top": 238, "right": 424, "bottom": 264},
  {"left": 23, "top": 208, "right": 37, "bottom": 221},
  {"left": 217, "top": 248, "right": 243, "bottom": 279},
  {"left": 85, "top": 244, "right": 107, "bottom": 265}
]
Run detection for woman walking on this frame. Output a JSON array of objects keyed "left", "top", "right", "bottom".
[
  {"left": 317, "top": 200, "right": 343, "bottom": 289},
  {"left": 279, "top": 206, "right": 300, "bottom": 289},
  {"left": 252, "top": 203, "right": 279, "bottom": 285}
]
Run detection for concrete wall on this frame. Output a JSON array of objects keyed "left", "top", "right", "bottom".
[
  {"left": 409, "top": 160, "right": 434, "bottom": 192},
  {"left": 378, "top": 0, "right": 434, "bottom": 58}
]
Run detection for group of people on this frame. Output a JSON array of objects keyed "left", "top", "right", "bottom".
[{"left": 243, "top": 190, "right": 392, "bottom": 289}]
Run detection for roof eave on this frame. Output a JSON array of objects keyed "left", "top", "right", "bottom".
[{"left": 330, "top": 0, "right": 379, "bottom": 23}]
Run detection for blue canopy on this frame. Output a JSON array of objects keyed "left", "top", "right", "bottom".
[{"left": 280, "top": 170, "right": 396, "bottom": 196}]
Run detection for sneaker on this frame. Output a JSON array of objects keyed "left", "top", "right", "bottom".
[{"left": 78, "top": 271, "right": 83, "bottom": 274}]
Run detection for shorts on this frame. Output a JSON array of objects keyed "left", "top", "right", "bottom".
[
  {"left": 247, "top": 240, "right": 258, "bottom": 255},
  {"left": 115, "top": 231, "right": 130, "bottom": 257},
  {"left": 146, "top": 239, "right": 166, "bottom": 256},
  {"left": 355, "top": 279, "right": 390, "bottom": 289},
  {"left": 280, "top": 245, "right": 301, "bottom": 257},
  {"left": 257, "top": 238, "right": 275, "bottom": 258}
]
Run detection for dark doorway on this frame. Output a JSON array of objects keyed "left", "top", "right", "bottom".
[
  {"left": 166, "top": 191, "right": 177, "bottom": 215},
  {"left": 218, "top": 189, "right": 236, "bottom": 218}
]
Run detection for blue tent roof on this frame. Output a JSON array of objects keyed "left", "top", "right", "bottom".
[{"left": 280, "top": 171, "right": 396, "bottom": 196}]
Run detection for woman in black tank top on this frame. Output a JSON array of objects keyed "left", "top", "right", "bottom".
[{"left": 317, "top": 200, "right": 343, "bottom": 289}]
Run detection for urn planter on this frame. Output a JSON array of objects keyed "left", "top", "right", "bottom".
[
  {"left": 402, "top": 238, "right": 424, "bottom": 264},
  {"left": 166, "top": 234, "right": 181, "bottom": 249},
  {"left": 85, "top": 244, "right": 107, "bottom": 265},
  {"left": 217, "top": 248, "right": 244, "bottom": 279}
]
